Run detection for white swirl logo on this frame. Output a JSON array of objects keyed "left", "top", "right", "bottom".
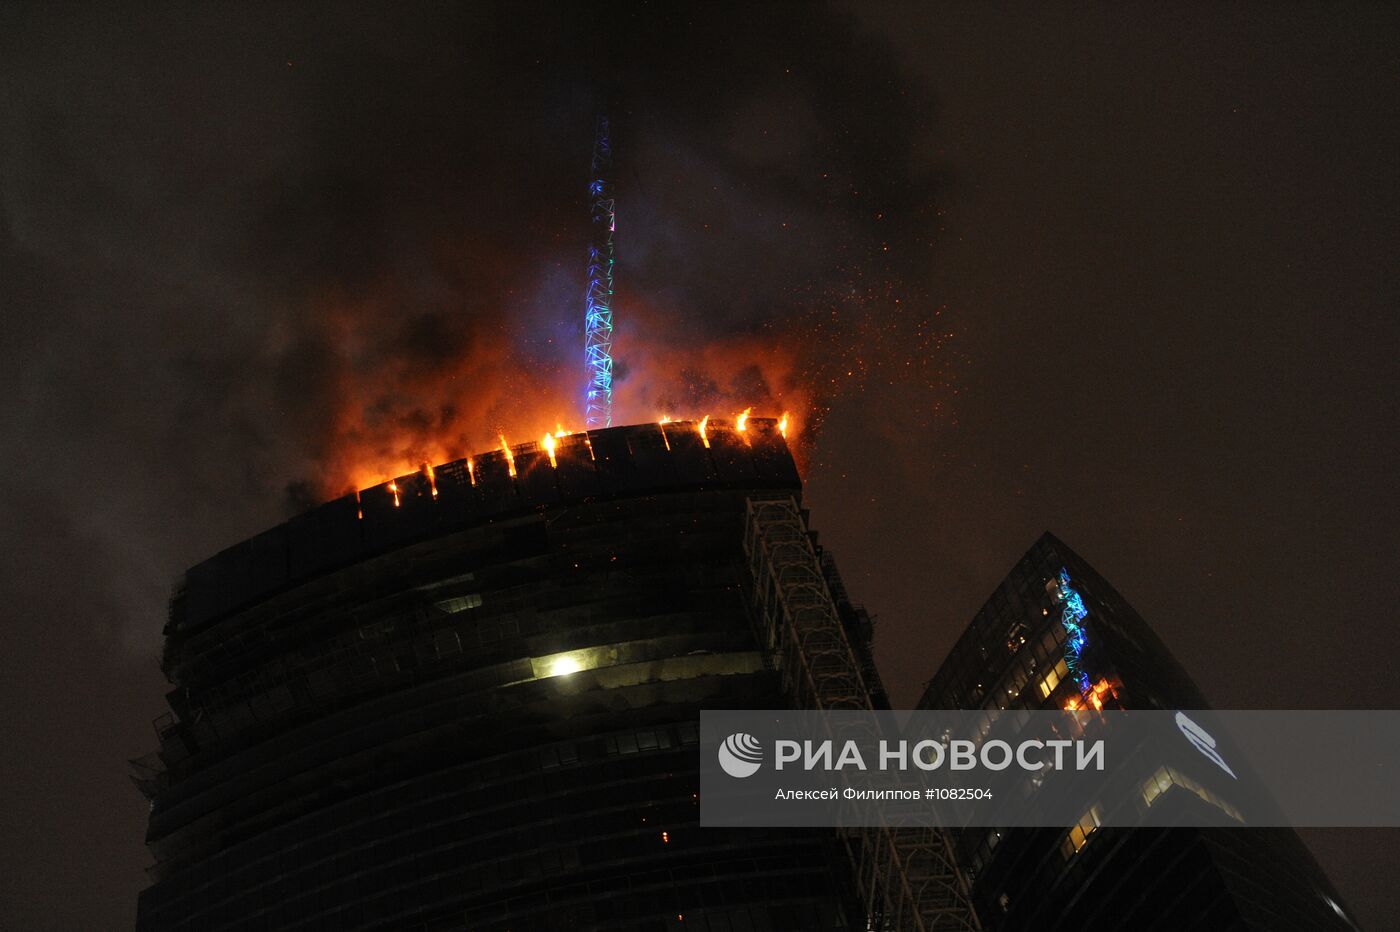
[{"left": 718, "top": 732, "right": 764, "bottom": 778}]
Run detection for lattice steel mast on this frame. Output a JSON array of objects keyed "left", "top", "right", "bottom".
[{"left": 584, "top": 115, "right": 616, "bottom": 427}]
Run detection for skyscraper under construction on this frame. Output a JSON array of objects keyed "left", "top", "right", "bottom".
[
  {"left": 919, "top": 533, "right": 1355, "bottom": 932},
  {"left": 133, "top": 419, "right": 977, "bottom": 932}
]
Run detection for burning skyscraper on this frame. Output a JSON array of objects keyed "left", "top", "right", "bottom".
[{"left": 133, "top": 418, "right": 976, "bottom": 931}]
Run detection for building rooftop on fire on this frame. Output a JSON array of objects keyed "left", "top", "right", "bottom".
[
  {"left": 137, "top": 416, "right": 930, "bottom": 931},
  {"left": 170, "top": 417, "right": 798, "bottom": 638}
]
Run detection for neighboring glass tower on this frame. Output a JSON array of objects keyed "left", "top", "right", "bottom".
[
  {"left": 133, "top": 420, "right": 867, "bottom": 931},
  {"left": 918, "top": 532, "right": 1357, "bottom": 932}
]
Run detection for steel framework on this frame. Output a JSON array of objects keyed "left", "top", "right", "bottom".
[
  {"left": 744, "top": 497, "right": 982, "bottom": 932},
  {"left": 584, "top": 114, "right": 615, "bottom": 428}
]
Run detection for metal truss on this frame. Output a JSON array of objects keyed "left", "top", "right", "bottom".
[{"left": 744, "top": 497, "right": 982, "bottom": 932}]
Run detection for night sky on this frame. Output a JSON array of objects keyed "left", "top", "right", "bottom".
[{"left": 2, "top": 3, "right": 1397, "bottom": 929}]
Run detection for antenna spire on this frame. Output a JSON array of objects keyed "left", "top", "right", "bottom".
[{"left": 584, "top": 114, "right": 615, "bottom": 428}]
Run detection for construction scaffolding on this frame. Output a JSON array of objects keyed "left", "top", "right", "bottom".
[{"left": 744, "top": 497, "right": 981, "bottom": 932}]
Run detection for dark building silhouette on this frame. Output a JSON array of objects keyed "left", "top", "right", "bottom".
[
  {"left": 918, "top": 533, "right": 1357, "bottom": 932},
  {"left": 133, "top": 419, "right": 877, "bottom": 931}
]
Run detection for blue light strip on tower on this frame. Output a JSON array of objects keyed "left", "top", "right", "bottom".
[
  {"left": 1056, "top": 568, "right": 1092, "bottom": 694},
  {"left": 584, "top": 116, "right": 615, "bottom": 428}
]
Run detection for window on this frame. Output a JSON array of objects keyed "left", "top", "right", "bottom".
[
  {"left": 1060, "top": 805, "right": 1100, "bottom": 859},
  {"left": 1038, "top": 659, "right": 1069, "bottom": 698},
  {"left": 1141, "top": 766, "right": 1244, "bottom": 822},
  {"left": 434, "top": 594, "right": 482, "bottom": 614}
]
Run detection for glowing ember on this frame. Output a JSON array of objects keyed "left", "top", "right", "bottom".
[
  {"left": 499, "top": 435, "right": 516, "bottom": 477},
  {"left": 541, "top": 432, "right": 558, "bottom": 468}
]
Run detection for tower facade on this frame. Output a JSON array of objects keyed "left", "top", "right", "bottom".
[
  {"left": 134, "top": 420, "right": 868, "bottom": 931},
  {"left": 918, "top": 533, "right": 1355, "bottom": 932}
]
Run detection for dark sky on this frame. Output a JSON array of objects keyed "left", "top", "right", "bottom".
[{"left": 1, "top": 3, "right": 1396, "bottom": 929}]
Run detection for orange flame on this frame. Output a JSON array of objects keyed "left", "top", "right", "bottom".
[
  {"left": 466, "top": 457, "right": 476, "bottom": 486},
  {"left": 424, "top": 463, "right": 438, "bottom": 499},
  {"left": 697, "top": 415, "right": 710, "bottom": 448},
  {"left": 499, "top": 434, "right": 516, "bottom": 477},
  {"left": 542, "top": 432, "right": 558, "bottom": 468},
  {"left": 777, "top": 412, "right": 790, "bottom": 437},
  {"left": 387, "top": 480, "right": 400, "bottom": 508},
  {"left": 735, "top": 407, "right": 752, "bottom": 432}
]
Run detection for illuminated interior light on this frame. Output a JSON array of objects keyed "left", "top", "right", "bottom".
[
  {"left": 542, "top": 432, "right": 558, "bottom": 468},
  {"left": 500, "top": 434, "right": 516, "bottom": 477},
  {"left": 547, "top": 656, "right": 583, "bottom": 677},
  {"left": 698, "top": 415, "right": 710, "bottom": 448}
]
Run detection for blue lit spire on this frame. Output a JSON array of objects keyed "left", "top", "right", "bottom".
[
  {"left": 1056, "top": 569, "right": 1093, "bottom": 694},
  {"left": 584, "top": 115, "right": 615, "bottom": 428}
]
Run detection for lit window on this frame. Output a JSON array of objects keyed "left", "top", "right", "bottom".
[
  {"left": 1140, "top": 766, "right": 1244, "bottom": 822},
  {"left": 435, "top": 594, "right": 482, "bottom": 614},
  {"left": 1038, "top": 659, "right": 1069, "bottom": 698},
  {"left": 1060, "top": 805, "right": 1101, "bottom": 859}
]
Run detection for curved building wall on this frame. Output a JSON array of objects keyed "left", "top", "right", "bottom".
[
  {"left": 917, "top": 533, "right": 1355, "bottom": 932},
  {"left": 136, "top": 420, "right": 860, "bottom": 931}
]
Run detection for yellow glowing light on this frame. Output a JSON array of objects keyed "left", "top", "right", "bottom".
[
  {"left": 735, "top": 407, "right": 752, "bottom": 432},
  {"left": 777, "top": 412, "right": 790, "bottom": 437},
  {"left": 698, "top": 415, "right": 711, "bottom": 448},
  {"left": 542, "top": 432, "right": 558, "bottom": 468},
  {"left": 424, "top": 463, "right": 438, "bottom": 499},
  {"left": 466, "top": 457, "right": 476, "bottom": 486},
  {"left": 548, "top": 656, "right": 583, "bottom": 677},
  {"left": 659, "top": 414, "right": 672, "bottom": 424},
  {"left": 500, "top": 434, "right": 516, "bottom": 477}
]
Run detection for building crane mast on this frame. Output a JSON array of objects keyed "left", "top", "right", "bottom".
[{"left": 584, "top": 115, "right": 616, "bottom": 428}]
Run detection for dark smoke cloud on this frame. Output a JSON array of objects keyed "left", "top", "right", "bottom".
[{"left": 0, "top": 1, "right": 953, "bottom": 655}]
